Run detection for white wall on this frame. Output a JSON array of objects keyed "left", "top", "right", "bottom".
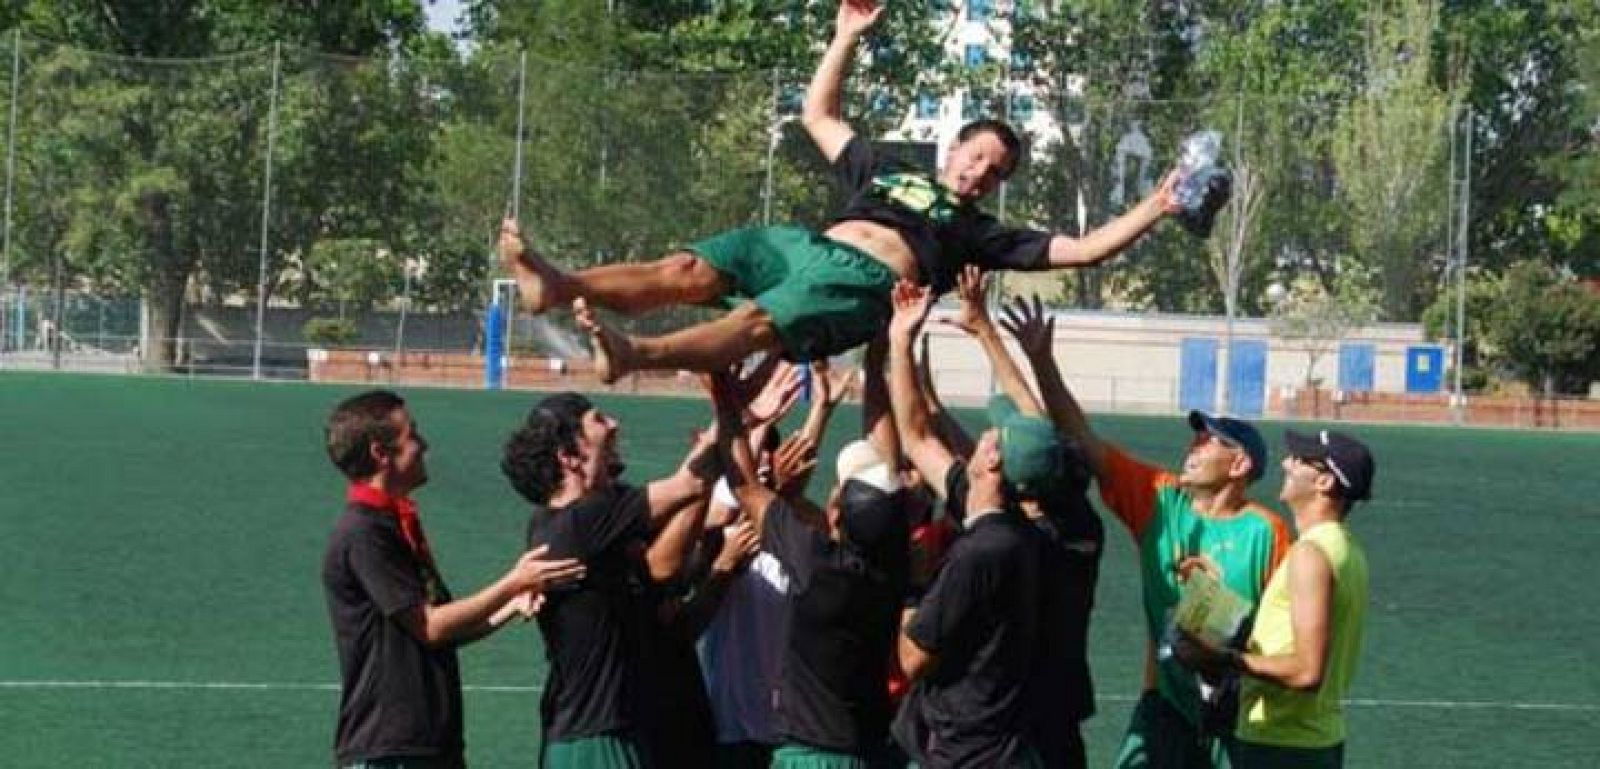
[{"left": 920, "top": 306, "right": 1431, "bottom": 414}]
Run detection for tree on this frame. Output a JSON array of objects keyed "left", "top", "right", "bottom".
[
  {"left": 1269, "top": 265, "right": 1379, "bottom": 395},
  {"left": 1441, "top": 1, "right": 1598, "bottom": 276},
  {"left": 1420, "top": 265, "right": 1499, "bottom": 392},
  {"left": 302, "top": 237, "right": 401, "bottom": 316},
  {"left": 9, "top": 1, "right": 436, "bottom": 370},
  {"left": 1539, "top": 2, "right": 1600, "bottom": 277},
  {"left": 1480, "top": 261, "right": 1600, "bottom": 396},
  {"left": 1330, "top": 0, "right": 1460, "bottom": 321},
  {"left": 1009, "top": 0, "right": 1196, "bottom": 310}
]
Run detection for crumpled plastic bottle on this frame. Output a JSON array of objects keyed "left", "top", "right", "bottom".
[{"left": 1172, "top": 130, "right": 1233, "bottom": 238}]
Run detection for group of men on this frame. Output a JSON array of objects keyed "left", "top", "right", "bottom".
[
  {"left": 321, "top": 2, "right": 1377, "bottom": 767},
  {"left": 320, "top": 287, "right": 1376, "bottom": 769}
]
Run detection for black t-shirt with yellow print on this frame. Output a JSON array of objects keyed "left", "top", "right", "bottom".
[{"left": 827, "top": 136, "right": 1052, "bottom": 295}]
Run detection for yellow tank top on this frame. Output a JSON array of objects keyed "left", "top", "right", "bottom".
[{"left": 1237, "top": 520, "right": 1368, "bottom": 748}]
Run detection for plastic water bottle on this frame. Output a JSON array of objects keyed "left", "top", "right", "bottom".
[{"left": 1172, "top": 130, "right": 1232, "bottom": 238}]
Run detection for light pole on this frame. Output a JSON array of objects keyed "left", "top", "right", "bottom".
[{"left": 761, "top": 71, "right": 799, "bottom": 227}]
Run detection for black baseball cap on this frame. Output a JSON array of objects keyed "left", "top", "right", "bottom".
[
  {"left": 1188, "top": 410, "right": 1268, "bottom": 481},
  {"left": 1284, "top": 429, "right": 1376, "bottom": 502}
]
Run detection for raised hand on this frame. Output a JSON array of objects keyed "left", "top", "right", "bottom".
[
  {"left": 836, "top": 0, "right": 884, "bottom": 39},
  {"left": 1154, "top": 169, "right": 1183, "bottom": 215},
  {"left": 745, "top": 361, "right": 804, "bottom": 427},
  {"left": 938, "top": 263, "right": 992, "bottom": 337},
  {"left": 998, "top": 294, "right": 1056, "bottom": 359},
  {"left": 510, "top": 544, "right": 587, "bottom": 595},
  {"left": 681, "top": 426, "right": 722, "bottom": 482},
  {"left": 811, "top": 359, "right": 856, "bottom": 408},
  {"left": 712, "top": 519, "right": 761, "bottom": 575},
  {"left": 888, "top": 280, "right": 933, "bottom": 346},
  {"left": 770, "top": 433, "right": 819, "bottom": 498}
]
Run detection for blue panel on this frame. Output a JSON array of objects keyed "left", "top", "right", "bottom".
[
  {"left": 1338, "top": 343, "right": 1376, "bottom": 392},
  {"left": 1405, "top": 345, "right": 1445, "bottom": 393},
  {"left": 484, "top": 301, "right": 505, "bottom": 390},
  {"left": 1179, "top": 338, "right": 1218, "bottom": 414},
  {"left": 1227, "top": 339, "right": 1268, "bottom": 418}
]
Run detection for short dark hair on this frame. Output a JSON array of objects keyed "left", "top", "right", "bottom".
[
  {"left": 502, "top": 411, "right": 581, "bottom": 506},
  {"left": 326, "top": 390, "right": 406, "bottom": 481},
  {"left": 956, "top": 118, "right": 1025, "bottom": 176}
]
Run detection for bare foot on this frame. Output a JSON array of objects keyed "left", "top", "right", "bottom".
[
  {"left": 573, "top": 298, "right": 635, "bottom": 385},
  {"left": 499, "top": 217, "right": 563, "bottom": 314}
]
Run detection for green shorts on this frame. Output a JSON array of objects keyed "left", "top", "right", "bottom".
[
  {"left": 1227, "top": 739, "right": 1343, "bottom": 769},
  {"left": 689, "top": 225, "right": 897, "bottom": 361},
  {"left": 541, "top": 734, "right": 646, "bottom": 769},
  {"left": 1113, "top": 691, "right": 1228, "bottom": 769},
  {"left": 343, "top": 755, "right": 464, "bottom": 769},
  {"left": 771, "top": 743, "right": 872, "bottom": 769}
]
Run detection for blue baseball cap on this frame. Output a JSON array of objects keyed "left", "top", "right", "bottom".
[{"left": 1187, "top": 410, "right": 1267, "bottom": 482}]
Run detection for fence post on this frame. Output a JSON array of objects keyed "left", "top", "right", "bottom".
[
  {"left": 0, "top": 29, "right": 19, "bottom": 358},
  {"left": 503, "top": 48, "right": 528, "bottom": 367},
  {"left": 393, "top": 257, "right": 411, "bottom": 366},
  {"left": 251, "top": 42, "right": 282, "bottom": 380},
  {"left": 1452, "top": 106, "right": 1472, "bottom": 425}
]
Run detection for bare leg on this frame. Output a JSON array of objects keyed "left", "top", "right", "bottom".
[
  {"left": 500, "top": 218, "right": 726, "bottom": 315},
  {"left": 574, "top": 300, "right": 783, "bottom": 384}
]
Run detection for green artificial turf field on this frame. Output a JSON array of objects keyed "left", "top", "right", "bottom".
[{"left": 2, "top": 372, "right": 1596, "bottom": 767}]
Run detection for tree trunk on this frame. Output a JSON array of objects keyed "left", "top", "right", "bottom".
[
  {"left": 138, "top": 190, "right": 187, "bottom": 373},
  {"left": 141, "top": 280, "right": 183, "bottom": 373}
]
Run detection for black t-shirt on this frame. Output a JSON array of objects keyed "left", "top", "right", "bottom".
[
  {"left": 322, "top": 504, "right": 461, "bottom": 764},
  {"left": 1030, "top": 490, "right": 1104, "bottom": 725},
  {"left": 525, "top": 483, "right": 652, "bottom": 742},
  {"left": 829, "top": 136, "right": 1053, "bottom": 295},
  {"left": 762, "top": 497, "right": 909, "bottom": 754},
  {"left": 943, "top": 460, "right": 1105, "bottom": 728},
  {"left": 897, "top": 490, "right": 1040, "bottom": 769},
  {"left": 637, "top": 554, "right": 718, "bottom": 768}
]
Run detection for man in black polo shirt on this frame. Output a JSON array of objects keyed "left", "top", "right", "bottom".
[
  {"left": 884, "top": 281, "right": 1043, "bottom": 768},
  {"left": 707, "top": 365, "right": 910, "bottom": 769},
  {"left": 321, "top": 390, "right": 586, "bottom": 769},
  {"left": 940, "top": 268, "right": 1106, "bottom": 768},
  {"left": 500, "top": 392, "right": 723, "bottom": 768}
]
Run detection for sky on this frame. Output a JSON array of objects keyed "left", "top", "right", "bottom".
[{"left": 423, "top": 0, "right": 466, "bottom": 37}]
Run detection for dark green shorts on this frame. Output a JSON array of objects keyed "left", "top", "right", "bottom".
[
  {"left": 770, "top": 742, "right": 912, "bottom": 769},
  {"left": 1227, "top": 739, "right": 1343, "bottom": 769},
  {"left": 689, "top": 225, "right": 896, "bottom": 361},
  {"left": 1113, "top": 691, "right": 1227, "bottom": 769},
  {"left": 343, "top": 754, "right": 464, "bottom": 769},
  {"left": 771, "top": 743, "right": 872, "bottom": 769},
  {"left": 541, "top": 734, "right": 646, "bottom": 769}
]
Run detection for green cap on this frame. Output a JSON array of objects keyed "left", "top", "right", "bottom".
[{"left": 987, "top": 393, "right": 1064, "bottom": 498}]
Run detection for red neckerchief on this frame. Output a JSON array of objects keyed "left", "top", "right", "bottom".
[{"left": 347, "top": 483, "right": 437, "bottom": 570}]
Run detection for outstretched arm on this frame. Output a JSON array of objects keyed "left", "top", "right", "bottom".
[
  {"left": 938, "top": 264, "right": 1045, "bottom": 418},
  {"left": 998, "top": 294, "right": 1106, "bottom": 475},
  {"left": 668, "top": 519, "right": 761, "bottom": 641},
  {"left": 788, "top": 359, "right": 853, "bottom": 499},
  {"left": 1046, "top": 171, "right": 1180, "bottom": 268},
  {"left": 802, "top": 1, "right": 882, "bottom": 163},
  {"left": 643, "top": 422, "right": 720, "bottom": 530},
  {"left": 886, "top": 281, "right": 956, "bottom": 499},
  {"left": 709, "top": 373, "right": 781, "bottom": 535},
  {"left": 916, "top": 332, "right": 975, "bottom": 460},
  {"left": 399, "top": 546, "right": 585, "bottom": 648},
  {"left": 860, "top": 336, "right": 903, "bottom": 472},
  {"left": 644, "top": 433, "right": 716, "bottom": 583}
]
